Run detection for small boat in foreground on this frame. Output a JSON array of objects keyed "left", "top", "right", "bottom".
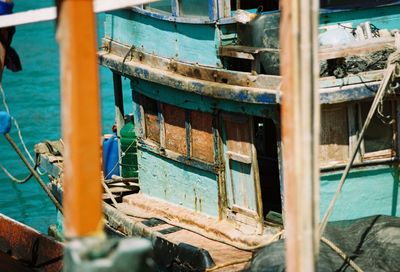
[{"left": 0, "top": 214, "right": 63, "bottom": 272}]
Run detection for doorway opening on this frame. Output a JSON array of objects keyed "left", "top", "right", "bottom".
[{"left": 254, "top": 117, "right": 282, "bottom": 220}]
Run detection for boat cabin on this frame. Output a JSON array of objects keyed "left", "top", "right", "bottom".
[{"left": 131, "top": 84, "right": 282, "bottom": 233}]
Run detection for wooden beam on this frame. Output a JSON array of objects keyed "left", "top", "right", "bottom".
[
  {"left": 319, "top": 37, "right": 395, "bottom": 60},
  {"left": 112, "top": 72, "right": 125, "bottom": 136},
  {"left": 0, "top": 0, "right": 157, "bottom": 28},
  {"left": 280, "top": 0, "right": 320, "bottom": 271}
]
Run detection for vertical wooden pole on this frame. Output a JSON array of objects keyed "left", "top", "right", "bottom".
[
  {"left": 112, "top": 72, "right": 125, "bottom": 135},
  {"left": 58, "top": 0, "right": 103, "bottom": 238},
  {"left": 280, "top": 0, "right": 320, "bottom": 271}
]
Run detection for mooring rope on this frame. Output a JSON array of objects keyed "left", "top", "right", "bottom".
[
  {"left": 4, "top": 133, "right": 63, "bottom": 213},
  {"left": 0, "top": 84, "right": 48, "bottom": 183},
  {"left": 321, "top": 236, "right": 364, "bottom": 272},
  {"left": 0, "top": 84, "right": 36, "bottom": 164}
]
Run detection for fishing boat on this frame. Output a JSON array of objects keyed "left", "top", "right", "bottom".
[{"left": 24, "top": 0, "right": 400, "bottom": 270}]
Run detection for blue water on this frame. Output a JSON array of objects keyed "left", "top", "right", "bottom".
[{"left": 0, "top": 1, "right": 131, "bottom": 233}]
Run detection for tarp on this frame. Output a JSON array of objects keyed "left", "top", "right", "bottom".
[{"left": 247, "top": 215, "right": 400, "bottom": 272}]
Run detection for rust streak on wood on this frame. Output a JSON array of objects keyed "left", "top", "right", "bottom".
[
  {"left": 163, "top": 104, "right": 187, "bottom": 155},
  {"left": 191, "top": 111, "right": 214, "bottom": 163},
  {"left": 141, "top": 95, "right": 160, "bottom": 143}
]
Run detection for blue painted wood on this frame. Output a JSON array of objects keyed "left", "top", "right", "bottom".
[
  {"left": 320, "top": 83, "right": 379, "bottom": 104},
  {"left": 229, "top": 160, "right": 257, "bottom": 211},
  {"left": 320, "top": 4, "right": 400, "bottom": 29},
  {"left": 130, "top": 79, "right": 280, "bottom": 121},
  {"left": 320, "top": 165, "right": 400, "bottom": 222},
  {"left": 105, "top": 11, "right": 220, "bottom": 67},
  {"left": 171, "top": 0, "right": 178, "bottom": 17},
  {"left": 138, "top": 148, "right": 219, "bottom": 217},
  {"left": 208, "top": 0, "right": 217, "bottom": 21}
]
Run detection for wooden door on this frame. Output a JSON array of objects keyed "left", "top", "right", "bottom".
[{"left": 221, "top": 113, "right": 261, "bottom": 230}]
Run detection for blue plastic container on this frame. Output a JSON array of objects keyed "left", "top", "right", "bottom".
[{"left": 103, "top": 133, "right": 120, "bottom": 179}]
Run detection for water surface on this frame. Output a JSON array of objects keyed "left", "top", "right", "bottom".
[{"left": 0, "top": 0, "right": 130, "bottom": 232}]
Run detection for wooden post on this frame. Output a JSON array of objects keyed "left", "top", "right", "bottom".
[
  {"left": 57, "top": 0, "right": 103, "bottom": 238},
  {"left": 280, "top": 0, "right": 320, "bottom": 271},
  {"left": 112, "top": 72, "right": 125, "bottom": 135}
]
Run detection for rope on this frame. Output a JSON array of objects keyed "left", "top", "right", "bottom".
[
  {"left": 4, "top": 133, "right": 63, "bottom": 213},
  {"left": 321, "top": 237, "right": 364, "bottom": 272},
  {"left": 205, "top": 258, "right": 252, "bottom": 272},
  {"left": 0, "top": 84, "right": 47, "bottom": 182},
  {"left": 0, "top": 163, "right": 32, "bottom": 184},
  {"left": 320, "top": 48, "right": 400, "bottom": 236},
  {"left": 0, "top": 84, "right": 35, "bottom": 164},
  {"left": 121, "top": 45, "right": 135, "bottom": 78}
]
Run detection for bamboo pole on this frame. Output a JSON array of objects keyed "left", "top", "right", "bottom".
[
  {"left": 0, "top": 0, "right": 157, "bottom": 28},
  {"left": 57, "top": 0, "right": 103, "bottom": 238},
  {"left": 280, "top": 0, "right": 320, "bottom": 271}
]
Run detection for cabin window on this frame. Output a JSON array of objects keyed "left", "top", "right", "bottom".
[
  {"left": 141, "top": 95, "right": 160, "bottom": 144},
  {"left": 139, "top": 95, "right": 215, "bottom": 164},
  {"left": 146, "top": 0, "right": 172, "bottom": 13},
  {"left": 163, "top": 104, "right": 187, "bottom": 155},
  {"left": 320, "top": 104, "right": 349, "bottom": 165},
  {"left": 360, "top": 100, "right": 395, "bottom": 158},
  {"left": 179, "top": 0, "right": 209, "bottom": 17},
  {"left": 230, "top": 0, "right": 280, "bottom": 11},
  {"left": 319, "top": 100, "right": 397, "bottom": 167},
  {"left": 191, "top": 110, "right": 214, "bottom": 163}
]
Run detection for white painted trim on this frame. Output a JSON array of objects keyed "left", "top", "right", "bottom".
[{"left": 0, "top": 0, "right": 157, "bottom": 28}]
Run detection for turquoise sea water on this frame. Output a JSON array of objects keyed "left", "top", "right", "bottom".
[{"left": 0, "top": 1, "right": 130, "bottom": 232}]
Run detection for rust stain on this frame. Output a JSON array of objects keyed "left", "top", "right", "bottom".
[
  {"left": 0, "top": 215, "right": 63, "bottom": 272},
  {"left": 141, "top": 95, "right": 160, "bottom": 143},
  {"left": 191, "top": 110, "right": 214, "bottom": 163},
  {"left": 163, "top": 104, "right": 187, "bottom": 155}
]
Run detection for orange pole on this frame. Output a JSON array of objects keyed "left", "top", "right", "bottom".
[{"left": 57, "top": 0, "right": 103, "bottom": 238}]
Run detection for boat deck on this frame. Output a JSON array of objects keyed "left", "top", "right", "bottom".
[{"left": 105, "top": 203, "right": 253, "bottom": 271}]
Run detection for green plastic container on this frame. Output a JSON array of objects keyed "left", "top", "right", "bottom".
[{"left": 120, "top": 121, "right": 138, "bottom": 178}]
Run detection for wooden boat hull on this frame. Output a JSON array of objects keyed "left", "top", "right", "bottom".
[{"left": 0, "top": 214, "right": 63, "bottom": 272}]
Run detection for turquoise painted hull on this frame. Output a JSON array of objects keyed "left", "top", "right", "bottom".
[
  {"left": 138, "top": 149, "right": 219, "bottom": 217},
  {"left": 104, "top": 4, "right": 400, "bottom": 68},
  {"left": 104, "top": 11, "right": 221, "bottom": 67},
  {"left": 321, "top": 165, "right": 400, "bottom": 221}
]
